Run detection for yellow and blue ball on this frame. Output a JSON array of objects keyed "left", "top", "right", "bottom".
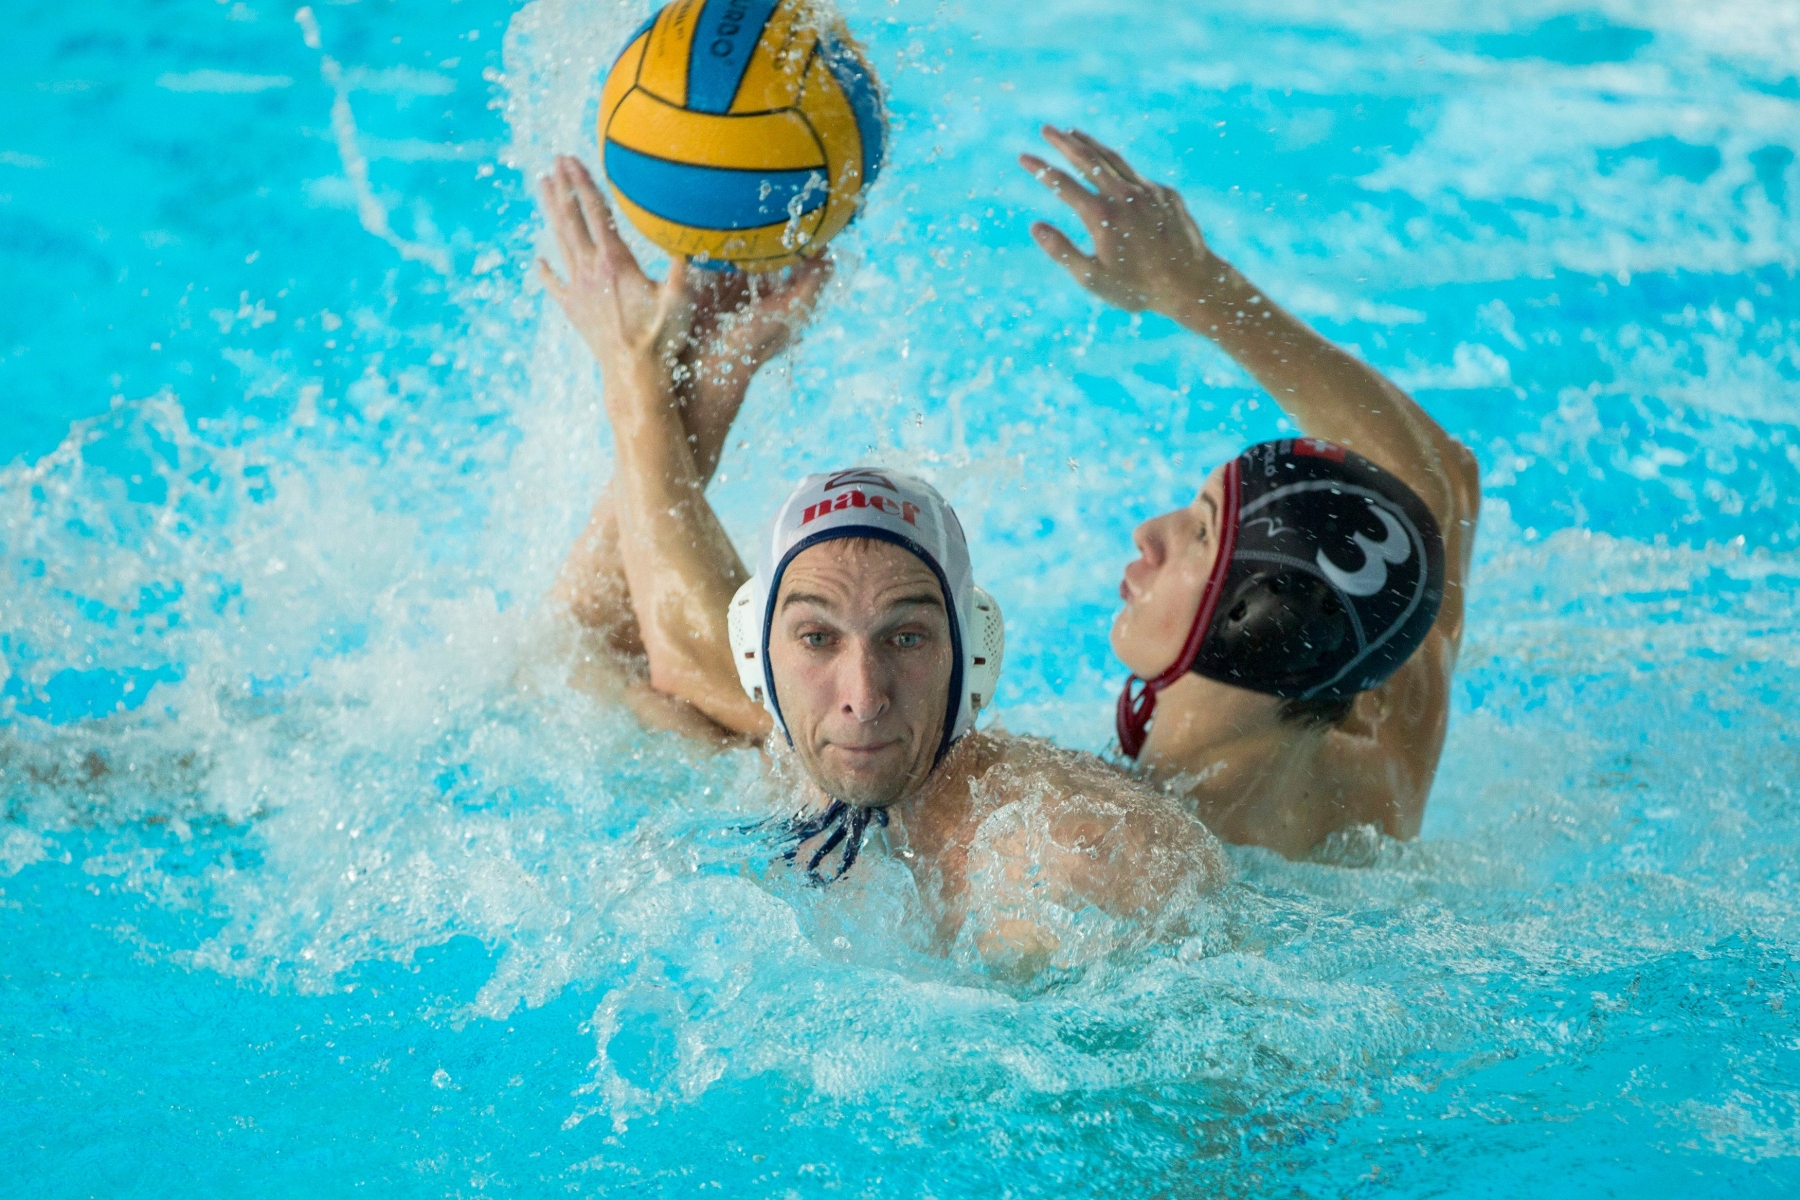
[{"left": 598, "top": 0, "right": 886, "bottom": 272}]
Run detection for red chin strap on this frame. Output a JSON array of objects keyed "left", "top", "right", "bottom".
[{"left": 1116, "top": 459, "right": 1242, "bottom": 759}]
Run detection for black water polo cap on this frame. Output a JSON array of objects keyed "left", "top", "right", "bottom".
[
  {"left": 1117, "top": 438, "right": 1446, "bottom": 757},
  {"left": 1192, "top": 439, "right": 1446, "bottom": 701}
]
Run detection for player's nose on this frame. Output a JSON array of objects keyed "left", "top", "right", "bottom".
[
  {"left": 1132, "top": 514, "right": 1169, "bottom": 569},
  {"left": 837, "top": 637, "right": 891, "bottom": 724}
]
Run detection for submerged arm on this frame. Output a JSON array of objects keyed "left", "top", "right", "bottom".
[{"left": 1037, "top": 765, "right": 1227, "bottom": 920}]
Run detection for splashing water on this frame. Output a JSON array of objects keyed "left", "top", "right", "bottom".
[{"left": 4, "top": 0, "right": 1799, "bottom": 1193}]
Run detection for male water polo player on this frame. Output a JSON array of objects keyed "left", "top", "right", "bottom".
[
  {"left": 1022, "top": 127, "right": 1482, "bottom": 857},
  {"left": 536, "top": 155, "right": 1222, "bottom": 961}
]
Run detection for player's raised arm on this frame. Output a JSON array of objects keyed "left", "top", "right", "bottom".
[
  {"left": 539, "top": 155, "right": 830, "bottom": 737},
  {"left": 1021, "top": 128, "right": 1485, "bottom": 850},
  {"left": 1019, "top": 127, "right": 1479, "bottom": 565}
]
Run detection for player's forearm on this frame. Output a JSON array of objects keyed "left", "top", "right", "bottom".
[
  {"left": 551, "top": 369, "right": 751, "bottom": 632},
  {"left": 606, "top": 359, "right": 768, "bottom": 734},
  {"left": 606, "top": 359, "right": 740, "bottom": 582},
  {"left": 680, "top": 375, "right": 751, "bottom": 484},
  {"left": 1163, "top": 256, "right": 1478, "bottom": 527}
]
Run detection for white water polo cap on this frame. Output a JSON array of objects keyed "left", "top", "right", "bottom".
[{"left": 727, "top": 467, "right": 1004, "bottom": 765}]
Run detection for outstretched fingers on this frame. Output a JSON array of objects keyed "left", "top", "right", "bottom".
[
  {"left": 536, "top": 256, "right": 568, "bottom": 302},
  {"left": 688, "top": 261, "right": 750, "bottom": 312},
  {"left": 775, "top": 253, "right": 835, "bottom": 318},
  {"left": 705, "top": 254, "right": 835, "bottom": 327},
  {"left": 1020, "top": 151, "right": 1106, "bottom": 229},
  {"left": 1067, "top": 128, "right": 1145, "bottom": 188},
  {"left": 1040, "top": 125, "right": 1129, "bottom": 196},
  {"left": 562, "top": 157, "right": 641, "bottom": 283},
  {"left": 539, "top": 167, "right": 590, "bottom": 273},
  {"left": 1029, "top": 221, "right": 1098, "bottom": 286},
  {"left": 717, "top": 254, "right": 835, "bottom": 361}
]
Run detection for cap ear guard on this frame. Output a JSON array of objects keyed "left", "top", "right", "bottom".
[
  {"left": 727, "top": 575, "right": 768, "bottom": 709},
  {"left": 966, "top": 585, "right": 1004, "bottom": 715}
]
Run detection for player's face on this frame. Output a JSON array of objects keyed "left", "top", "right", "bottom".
[
  {"left": 767, "top": 540, "right": 955, "bottom": 809},
  {"left": 1112, "top": 465, "right": 1229, "bottom": 678}
]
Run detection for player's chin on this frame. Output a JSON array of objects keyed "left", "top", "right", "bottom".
[
  {"left": 1109, "top": 606, "right": 1130, "bottom": 650},
  {"left": 1108, "top": 611, "right": 1143, "bottom": 671},
  {"left": 1109, "top": 615, "right": 1171, "bottom": 679},
  {"left": 816, "top": 744, "right": 916, "bottom": 808}
]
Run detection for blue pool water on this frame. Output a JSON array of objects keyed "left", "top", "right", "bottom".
[{"left": 4, "top": 0, "right": 1799, "bottom": 1194}]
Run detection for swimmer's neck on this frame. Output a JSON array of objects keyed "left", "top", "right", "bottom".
[
  {"left": 786, "top": 730, "right": 994, "bottom": 836},
  {"left": 1142, "top": 674, "right": 1292, "bottom": 758},
  {"left": 877, "top": 730, "right": 997, "bottom": 850},
  {"left": 1138, "top": 672, "right": 1329, "bottom": 815}
]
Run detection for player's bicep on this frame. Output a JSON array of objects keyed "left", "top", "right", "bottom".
[
  {"left": 636, "top": 570, "right": 768, "bottom": 736},
  {"left": 644, "top": 642, "right": 772, "bottom": 737}
]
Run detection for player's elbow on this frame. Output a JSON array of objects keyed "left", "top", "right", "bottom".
[
  {"left": 644, "top": 653, "right": 685, "bottom": 700},
  {"left": 1448, "top": 437, "right": 1480, "bottom": 495},
  {"left": 643, "top": 632, "right": 708, "bottom": 705},
  {"left": 1439, "top": 437, "right": 1481, "bottom": 527}
]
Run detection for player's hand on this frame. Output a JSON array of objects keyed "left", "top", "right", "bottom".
[
  {"left": 681, "top": 254, "right": 835, "bottom": 402},
  {"left": 538, "top": 155, "right": 693, "bottom": 378},
  {"left": 1020, "top": 126, "right": 1216, "bottom": 316}
]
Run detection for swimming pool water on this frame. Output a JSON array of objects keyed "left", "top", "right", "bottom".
[{"left": 3, "top": 0, "right": 1798, "bottom": 1194}]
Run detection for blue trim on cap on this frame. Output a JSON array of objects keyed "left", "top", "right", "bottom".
[
  {"left": 760, "top": 524, "right": 966, "bottom": 776},
  {"left": 686, "top": 0, "right": 783, "bottom": 114},
  {"left": 603, "top": 141, "right": 828, "bottom": 230}
]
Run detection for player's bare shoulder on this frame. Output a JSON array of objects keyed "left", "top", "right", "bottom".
[{"left": 970, "top": 731, "right": 1228, "bottom": 917}]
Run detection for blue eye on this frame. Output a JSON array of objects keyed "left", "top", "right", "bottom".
[{"left": 895, "top": 632, "right": 924, "bottom": 649}]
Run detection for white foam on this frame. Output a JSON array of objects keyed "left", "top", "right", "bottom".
[{"left": 156, "top": 71, "right": 295, "bottom": 94}]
